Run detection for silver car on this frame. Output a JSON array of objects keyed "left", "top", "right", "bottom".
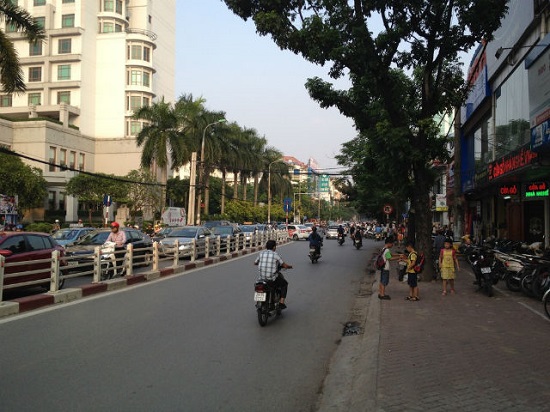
[
  {"left": 159, "top": 226, "right": 213, "bottom": 258},
  {"left": 325, "top": 225, "right": 340, "bottom": 239}
]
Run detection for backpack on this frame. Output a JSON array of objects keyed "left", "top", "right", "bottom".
[
  {"left": 413, "top": 252, "right": 426, "bottom": 273},
  {"left": 375, "top": 248, "right": 386, "bottom": 270}
]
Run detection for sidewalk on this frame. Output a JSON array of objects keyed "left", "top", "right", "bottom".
[{"left": 318, "top": 265, "right": 550, "bottom": 411}]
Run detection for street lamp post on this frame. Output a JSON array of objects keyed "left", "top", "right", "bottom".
[
  {"left": 267, "top": 159, "right": 280, "bottom": 225},
  {"left": 195, "top": 118, "right": 226, "bottom": 225}
]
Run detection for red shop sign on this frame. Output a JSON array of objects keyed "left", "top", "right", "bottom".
[{"left": 499, "top": 184, "right": 518, "bottom": 196}]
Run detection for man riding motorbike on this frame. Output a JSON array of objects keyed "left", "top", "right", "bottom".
[
  {"left": 307, "top": 226, "right": 323, "bottom": 257},
  {"left": 254, "top": 240, "right": 293, "bottom": 309}
]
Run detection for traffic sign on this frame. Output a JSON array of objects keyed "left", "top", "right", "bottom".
[
  {"left": 383, "top": 204, "right": 393, "bottom": 215},
  {"left": 283, "top": 203, "right": 292, "bottom": 213}
]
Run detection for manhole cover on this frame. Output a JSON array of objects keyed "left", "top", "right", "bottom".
[{"left": 342, "top": 321, "right": 362, "bottom": 336}]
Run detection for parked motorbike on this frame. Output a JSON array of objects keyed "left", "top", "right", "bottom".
[
  {"left": 254, "top": 269, "right": 289, "bottom": 326},
  {"left": 100, "top": 241, "right": 126, "bottom": 280},
  {"left": 466, "top": 247, "right": 499, "bottom": 297}
]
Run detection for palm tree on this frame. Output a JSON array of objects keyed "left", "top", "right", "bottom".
[
  {"left": 1, "top": 1, "right": 45, "bottom": 92},
  {"left": 217, "top": 122, "right": 242, "bottom": 214}
]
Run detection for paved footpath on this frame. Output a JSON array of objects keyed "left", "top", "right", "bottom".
[{"left": 318, "top": 262, "right": 550, "bottom": 411}]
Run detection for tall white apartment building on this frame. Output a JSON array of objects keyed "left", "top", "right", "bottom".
[{"left": 0, "top": 0, "right": 175, "bottom": 222}]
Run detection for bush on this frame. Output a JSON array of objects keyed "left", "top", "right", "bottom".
[{"left": 25, "top": 222, "right": 54, "bottom": 233}]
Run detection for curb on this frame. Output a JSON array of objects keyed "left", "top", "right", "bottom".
[{"left": 0, "top": 240, "right": 286, "bottom": 319}]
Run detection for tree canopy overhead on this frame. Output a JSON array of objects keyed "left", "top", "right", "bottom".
[{"left": 223, "top": 0, "right": 508, "bottom": 256}]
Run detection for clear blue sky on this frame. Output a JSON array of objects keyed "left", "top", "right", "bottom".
[{"left": 176, "top": 1, "right": 356, "bottom": 171}]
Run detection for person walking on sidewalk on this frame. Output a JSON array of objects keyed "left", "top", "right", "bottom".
[
  {"left": 378, "top": 237, "right": 401, "bottom": 300},
  {"left": 403, "top": 242, "right": 420, "bottom": 301},
  {"left": 439, "top": 238, "right": 459, "bottom": 295}
]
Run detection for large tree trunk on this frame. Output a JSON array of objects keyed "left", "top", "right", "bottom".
[{"left": 412, "top": 166, "right": 434, "bottom": 280}]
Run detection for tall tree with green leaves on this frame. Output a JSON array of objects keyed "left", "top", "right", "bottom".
[
  {"left": 0, "top": 0, "right": 45, "bottom": 92},
  {"left": 66, "top": 173, "right": 125, "bottom": 224},
  {"left": 223, "top": 0, "right": 508, "bottom": 261},
  {"left": 0, "top": 151, "right": 47, "bottom": 212},
  {"left": 122, "top": 169, "right": 162, "bottom": 221}
]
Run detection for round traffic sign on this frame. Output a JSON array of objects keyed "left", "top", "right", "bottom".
[{"left": 383, "top": 204, "right": 393, "bottom": 215}]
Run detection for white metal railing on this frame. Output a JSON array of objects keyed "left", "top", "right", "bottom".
[{"left": 0, "top": 230, "right": 288, "bottom": 302}]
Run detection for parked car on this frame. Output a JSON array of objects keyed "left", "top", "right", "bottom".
[
  {"left": 151, "top": 226, "right": 174, "bottom": 243},
  {"left": 64, "top": 228, "right": 153, "bottom": 271},
  {"left": 51, "top": 227, "right": 95, "bottom": 247},
  {"left": 159, "top": 226, "right": 213, "bottom": 258},
  {"left": 203, "top": 220, "right": 232, "bottom": 229},
  {"left": 287, "top": 224, "right": 309, "bottom": 240},
  {"left": 0, "top": 231, "right": 67, "bottom": 290},
  {"left": 325, "top": 225, "right": 340, "bottom": 239},
  {"left": 211, "top": 225, "right": 244, "bottom": 251}
]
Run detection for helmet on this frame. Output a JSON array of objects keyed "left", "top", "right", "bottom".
[{"left": 111, "top": 222, "right": 120, "bottom": 228}]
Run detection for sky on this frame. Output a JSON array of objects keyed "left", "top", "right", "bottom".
[{"left": 175, "top": 1, "right": 357, "bottom": 171}]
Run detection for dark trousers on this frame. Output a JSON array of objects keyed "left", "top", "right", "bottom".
[{"left": 271, "top": 274, "right": 288, "bottom": 299}]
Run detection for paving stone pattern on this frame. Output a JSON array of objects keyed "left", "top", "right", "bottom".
[{"left": 375, "top": 268, "right": 550, "bottom": 412}]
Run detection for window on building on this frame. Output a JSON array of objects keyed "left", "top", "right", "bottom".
[
  {"left": 48, "top": 191, "right": 56, "bottom": 210},
  {"left": 78, "top": 153, "right": 85, "bottom": 170},
  {"left": 28, "top": 67, "right": 42, "bottom": 82},
  {"left": 115, "top": 23, "right": 122, "bottom": 32},
  {"left": 57, "top": 64, "right": 71, "bottom": 80},
  {"left": 6, "top": 22, "right": 17, "bottom": 33},
  {"left": 57, "top": 91, "right": 71, "bottom": 104},
  {"left": 69, "top": 151, "right": 76, "bottom": 169},
  {"left": 116, "top": 0, "right": 123, "bottom": 14},
  {"left": 34, "top": 16, "right": 45, "bottom": 29},
  {"left": 62, "top": 0, "right": 75, "bottom": 3},
  {"left": 129, "top": 95, "right": 142, "bottom": 111},
  {"left": 58, "top": 192, "right": 66, "bottom": 210},
  {"left": 129, "top": 70, "right": 141, "bottom": 85},
  {"left": 62, "top": 14, "right": 75, "bottom": 28},
  {"left": 143, "top": 47, "right": 151, "bottom": 62},
  {"left": 0, "top": 95, "right": 12, "bottom": 107},
  {"left": 34, "top": 0, "right": 46, "bottom": 6},
  {"left": 142, "top": 97, "right": 150, "bottom": 107},
  {"left": 28, "top": 93, "right": 41, "bottom": 105},
  {"left": 103, "top": 0, "right": 114, "bottom": 12},
  {"left": 29, "top": 41, "right": 42, "bottom": 56},
  {"left": 58, "top": 38, "right": 72, "bottom": 54},
  {"left": 7, "top": 1, "right": 18, "bottom": 6},
  {"left": 102, "top": 22, "right": 114, "bottom": 33},
  {"left": 59, "top": 149, "right": 67, "bottom": 167},
  {"left": 143, "top": 72, "right": 150, "bottom": 87},
  {"left": 49, "top": 147, "right": 56, "bottom": 172},
  {"left": 131, "top": 45, "right": 141, "bottom": 60},
  {"left": 129, "top": 121, "right": 142, "bottom": 136}
]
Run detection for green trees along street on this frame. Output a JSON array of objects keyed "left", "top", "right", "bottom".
[{"left": 222, "top": 0, "right": 508, "bottom": 259}]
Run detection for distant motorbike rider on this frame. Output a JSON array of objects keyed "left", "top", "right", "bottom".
[
  {"left": 254, "top": 240, "right": 293, "bottom": 309},
  {"left": 307, "top": 226, "right": 323, "bottom": 256},
  {"left": 354, "top": 228, "right": 363, "bottom": 247},
  {"left": 349, "top": 224, "right": 356, "bottom": 244}
]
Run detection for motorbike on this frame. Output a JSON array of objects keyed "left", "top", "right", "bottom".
[
  {"left": 466, "top": 247, "right": 499, "bottom": 297},
  {"left": 100, "top": 241, "right": 126, "bottom": 280},
  {"left": 354, "top": 234, "right": 363, "bottom": 249},
  {"left": 337, "top": 233, "right": 345, "bottom": 245},
  {"left": 309, "top": 245, "right": 321, "bottom": 263},
  {"left": 254, "top": 269, "right": 288, "bottom": 326}
]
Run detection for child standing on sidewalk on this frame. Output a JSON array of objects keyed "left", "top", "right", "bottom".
[{"left": 439, "top": 238, "right": 459, "bottom": 295}]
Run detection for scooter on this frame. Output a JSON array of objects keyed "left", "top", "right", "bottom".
[
  {"left": 100, "top": 241, "right": 126, "bottom": 280},
  {"left": 309, "top": 245, "right": 321, "bottom": 263},
  {"left": 354, "top": 233, "right": 363, "bottom": 250},
  {"left": 337, "top": 233, "right": 345, "bottom": 245},
  {"left": 254, "top": 270, "right": 289, "bottom": 326}
]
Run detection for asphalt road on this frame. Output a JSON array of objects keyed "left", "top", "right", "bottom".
[{"left": 0, "top": 238, "right": 372, "bottom": 412}]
